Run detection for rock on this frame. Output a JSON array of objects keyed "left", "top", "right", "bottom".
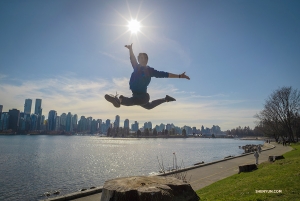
[
  {"left": 194, "top": 161, "right": 204, "bottom": 166},
  {"left": 101, "top": 176, "right": 199, "bottom": 201},
  {"left": 53, "top": 190, "right": 60, "bottom": 195},
  {"left": 224, "top": 155, "right": 234, "bottom": 159},
  {"left": 238, "top": 164, "right": 257, "bottom": 173},
  {"left": 269, "top": 155, "right": 285, "bottom": 162}
]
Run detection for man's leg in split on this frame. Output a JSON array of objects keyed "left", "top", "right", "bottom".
[
  {"left": 119, "top": 93, "right": 150, "bottom": 106},
  {"left": 141, "top": 95, "right": 176, "bottom": 110}
]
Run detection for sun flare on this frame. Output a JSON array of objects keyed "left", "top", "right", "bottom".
[{"left": 128, "top": 19, "right": 141, "bottom": 34}]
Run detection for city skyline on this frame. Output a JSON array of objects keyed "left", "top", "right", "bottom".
[
  {"left": 0, "top": 99, "right": 223, "bottom": 133},
  {"left": 1, "top": 1, "right": 299, "bottom": 131}
]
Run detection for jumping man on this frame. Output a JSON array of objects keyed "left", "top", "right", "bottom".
[{"left": 105, "top": 43, "right": 190, "bottom": 109}]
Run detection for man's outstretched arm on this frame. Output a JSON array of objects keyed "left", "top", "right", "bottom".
[
  {"left": 169, "top": 72, "right": 190, "bottom": 80},
  {"left": 125, "top": 43, "right": 138, "bottom": 68}
]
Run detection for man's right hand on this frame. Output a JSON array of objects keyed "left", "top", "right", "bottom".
[{"left": 125, "top": 43, "right": 133, "bottom": 50}]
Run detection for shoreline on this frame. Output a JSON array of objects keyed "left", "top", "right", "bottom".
[
  {"left": 41, "top": 141, "right": 270, "bottom": 201},
  {"left": 0, "top": 133, "right": 265, "bottom": 140}
]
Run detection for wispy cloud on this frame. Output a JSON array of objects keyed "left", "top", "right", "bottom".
[
  {"left": 0, "top": 74, "right": 8, "bottom": 80},
  {"left": 100, "top": 51, "right": 128, "bottom": 64},
  {"left": 0, "top": 75, "right": 258, "bottom": 130}
]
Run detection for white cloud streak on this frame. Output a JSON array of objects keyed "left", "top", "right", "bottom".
[
  {"left": 100, "top": 51, "right": 128, "bottom": 65},
  {"left": 0, "top": 75, "right": 258, "bottom": 130}
]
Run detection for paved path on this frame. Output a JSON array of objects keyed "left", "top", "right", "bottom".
[
  {"left": 44, "top": 142, "right": 292, "bottom": 201},
  {"left": 186, "top": 142, "right": 292, "bottom": 190}
]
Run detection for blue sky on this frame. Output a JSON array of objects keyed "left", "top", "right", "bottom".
[{"left": 0, "top": 0, "right": 299, "bottom": 130}]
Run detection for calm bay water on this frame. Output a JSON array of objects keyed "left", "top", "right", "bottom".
[{"left": 0, "top": 135, "right": 263, "bottom": 201}]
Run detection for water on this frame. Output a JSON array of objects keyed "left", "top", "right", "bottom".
[{"left": 0, "top": 135, "right": 263, "bottom": 201}]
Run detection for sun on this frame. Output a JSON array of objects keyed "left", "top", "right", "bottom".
[{"left": 128, "top": 19, "right": 141, "bottom": 34}]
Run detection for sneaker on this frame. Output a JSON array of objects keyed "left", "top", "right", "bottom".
[
  {"left": 105, "top": 93, "right": 120, "bottom": 108},
  {"left": 165, "top": 95, "right": 176, "bottom": 102}
]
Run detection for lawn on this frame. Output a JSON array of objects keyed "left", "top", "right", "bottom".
[{"left": 196, "top": 143, "right": 300, "bottom": 201}]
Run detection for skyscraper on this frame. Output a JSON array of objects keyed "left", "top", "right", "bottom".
[
  {"left": 0, "top": 105, "right": 3, "bottom": 119},
  {"left": 144, "top": 122, "right": 152, "bottom": 130},
  {"left": 87, "top": 117, "right": 92, "bottom": 132},
  {"left": 48, "top": 110, "right": 57, "bottom": 131},
  {"left": 34, "top": 99, "right": 42, "bottom": 116},
  {"left": 91, "top": 119, "right": 97, "bottom": 133},
  {"left": 0, "top": 112, "right": 9, "bottom": 130},
  {"left": 124, "top": 119, "right": 129, "bottom": 129},
  {"left": 105, "top": 119, "right": 110, "bottom": 132},
  {"left": 97, "top": 119, "right": 102, "bottom": 133},
  {"left": 114, "top": 115, "right": 120, "bottom": 128},
  {"left": 131, "top": 121, "right": 139, "bottom": 131},
  {"left": 72, "top": 114, "right": 78, "bottom": 131},
  {"left": 66, "top": 112, "right": 73, "bottom": 132},
  {"left": 34, "top": 99, "right": 42, "bottom": 130},
  {"left": 24, "top": 99, "right": 32, "bottom": 115},
  {"left": 55, "top": 116, "right": 60, "bottom": 131},
  {"left": 78, "top": 116, "right": 86, "bottom": 132},
  {"left": 30, "top": 114, "right": 38, "bottom": 131},
  {"left": 60, "top": 113, "right": 67, "bottom": 130},
  {"left": 8, "top": 109, "right": 20, "bottom": 131}
]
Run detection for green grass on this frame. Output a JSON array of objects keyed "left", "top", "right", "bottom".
[{"left": 196, "top": 143, "right": 300, "bottom": 201}]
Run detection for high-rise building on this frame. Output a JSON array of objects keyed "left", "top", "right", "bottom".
[
  {"left": 34, "top": 99, "right": 42, "bottom": 116},
  {"left": 66, "top": 112, "right": 73, "bottom": 132},
  {"left": 124, "top": 119, "right": 129, "bottom": 129},
  {"left": 105, "top": 119, "right": 110, "bottom": 132},
  {"left": 87, "top": 117, "right": 92, "bottom": 132},
  {"left": 55, "top": 116, "right": 60, "bottom": 131},
  {"left": 34, "top": 99, "right": 42, "bottom": 130},
  {"left": 8, "top": 109, "right": 20, "bottom": 131},
  {"left": 48, "top": 110, "right": 57, "bottom": 131},
  {"left": 0, "top": 112, "right": 9, "bottom": 130},
  {"left": 159, "top": 123, "right": 165, "bottom": 132},
  {"left": 41, "top": 115, "right": 45, "bottom": 125},
  {"left": 144, "top": 122, "right": 152, "bottom": 130},
  {"left": 19, "top": 116, "right": 26, "bottom": 131},
  {"left": 114, "top": 115, "right": 120, "bottom": 128},
  {"left": 101, "top": 122, "right": 106, "bottom": 133},
  {"left": 60, "top": 113, "right": 67, "bottom": 130},
  {"left": 30, "top": 114, "right": 38, "bottom": 131},
  {"left": 91, "top": 119, "right": 97, "bottom": 133},
  {"left": 97, "top": 119, "right": 102, "bottom": 133},
  {"left": 166, "top": 123, "right": 172, "bottom": 131},
  {"left": 24, "top": 99, "right": 32, "bottom": 114},
  {"left": 78, "top": 116, "right": 86, "bottom": 132},
  {"left": 201, "top": 125, "right": 204, "bottom": 134},
  {"left": 72, "top": 114, "right": 78, "bottom": 131},
  {"left": 0, "top": 105, "right": 3, "bottom": 119},
  {"left": 192, "top": 127, "right": 197, "bottom": 134},
  {"left": 131, "top": 121, "right": 139, "bottom": 131}
]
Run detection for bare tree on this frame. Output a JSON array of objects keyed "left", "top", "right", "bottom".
[{"left": 255, "top": 86, "right": 300, "bottom": 142}]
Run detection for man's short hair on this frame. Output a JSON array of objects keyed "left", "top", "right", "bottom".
[{"left": 138, "top": 53, "right": 148, "bottom": 61}]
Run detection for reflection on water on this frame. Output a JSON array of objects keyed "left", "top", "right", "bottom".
[{"left": 0, "top": 135, "right": 263, "bottom": 200}]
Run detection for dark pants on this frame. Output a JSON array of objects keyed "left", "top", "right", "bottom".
[{"left": 120, "top": 93, "right": 166, "bottom": 110}]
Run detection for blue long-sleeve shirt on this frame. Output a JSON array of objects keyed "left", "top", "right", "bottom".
[{"left": 129, "top": 63, "right": 169, "bottom": 94}]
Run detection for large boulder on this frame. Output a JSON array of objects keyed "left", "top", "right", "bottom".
[
  {"left": 101, "top": 176, "right": 199, "bottom": 201},
  {"left": 268, "top": 155, "right": 285, "bottom": 162},
  {"left": 238, "top": 164, "right": 257, "bottom": 173}
]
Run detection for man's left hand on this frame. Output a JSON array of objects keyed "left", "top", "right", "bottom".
[{"left": 180, "top": 72, "right": 190, "bottom": 80}]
